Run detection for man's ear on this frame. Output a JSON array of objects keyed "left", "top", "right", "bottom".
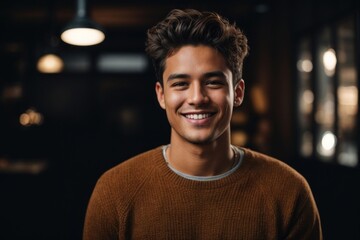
[
  {"left": 234, "top": 79, "right": 245, "bottom": 107},
  {"left": 155, "top": 81, "right": 166, "bottom": 109}
]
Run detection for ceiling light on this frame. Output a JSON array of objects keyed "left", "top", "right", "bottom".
[
  {"left": 37, "top": 54, "right": 64, "bottom": 73},
  {"left": 61, "top": 0, "right": 105, "bottom": 46}
]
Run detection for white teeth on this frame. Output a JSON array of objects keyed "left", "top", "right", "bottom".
[{"left": 185, "top": 114, "right": 210, "bottom": 120}]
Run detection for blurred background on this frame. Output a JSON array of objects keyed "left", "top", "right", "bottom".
[{"left": 0, "top": 0, "right": 359, "bottom": 239}]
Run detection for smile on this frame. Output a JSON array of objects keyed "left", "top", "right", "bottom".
[{"left": 184, "top": 113, "right": 212, "bottom": 120}]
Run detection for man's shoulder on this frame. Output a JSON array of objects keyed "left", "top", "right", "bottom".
[
  {"left": 97, "top": 146, "right": 164, "bottom": 187},
  {"left": 242, "top": 148, "right": 308, "bottom": 187},
  {"left": 87, "top": 146, "right": 165, "bottom": 213},
  {"left": 241, "top": 148, "right": 314, "bottom": 206}
]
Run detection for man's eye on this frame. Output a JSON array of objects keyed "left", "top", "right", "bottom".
[
  {"left": 206, "top": 80, "right": 224, "bottom": 86},
  {"left": 172, "top": 82, "right": 188, "bottom": 87}
]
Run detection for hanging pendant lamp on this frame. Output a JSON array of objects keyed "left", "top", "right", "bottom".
[{"left": 61, "top": 0, "right": 105, "bottom": 46}]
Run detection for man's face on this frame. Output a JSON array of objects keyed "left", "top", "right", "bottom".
[{"left": 155, "top": 45, "right": 244, "bottom": 145}]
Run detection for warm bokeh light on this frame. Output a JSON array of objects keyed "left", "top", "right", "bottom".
[
  {"left": 19, "top": 109, "right": 43, "bottom": 126},
  {"left": 303, "top": 90, "right": 314, "bottom": 104},
  {"left": 19, "top": 113, "right": 31, "bottom": 126},
  {"left": 317, "top": 131, "right": 336, "bottom": 157},
  {"left": 231, "top": 111, "right": 248, "bottom": 124},
  {"left": 338, "top": 86, "right": 358, "bottom": 130},
  {"left": 338, "top": 86, "right": 358, "bottom": 107},
  {"left": 297, "top": 59, "right": 313, "bottom": 72},
  {"left": 323, "top": 48, "right": 337, "bottom": 76},
  {"left": 61, "top": 28, "right": 105, "bottom": 46},
  {"left": 250, "top": 85, "right": 268, "bottom": 114},
  {"left": 315, "top": 98, "right": 335, "bottom": 126},
  {"left": 301, "top": 89, "right": 314, "bottom": 114},
  {"left": 322, "top": 131, "right": 336, "bottom": 150},
  {"left": 231, "top": 131, "right": 248, "bottom": 146},
  {"left": 37, "top": 54, "right": 64, "bottom": 73}
]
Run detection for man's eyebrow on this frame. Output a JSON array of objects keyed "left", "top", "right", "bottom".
[
  {"left": 167, "top": 71, "right": 226, "bottom": 81},
  {"left": 203, "top": 71, "right": 227, "bottom": 79},
  {"left": 166, "top": 71, "right": 227, "bottom": 82},
  {"left": 167, "top": 73, "right": 190, "bottom": 81}
]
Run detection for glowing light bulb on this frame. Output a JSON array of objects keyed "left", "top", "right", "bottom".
[{"left": 37, "top": 54, "right": 64, "bottom": 73}]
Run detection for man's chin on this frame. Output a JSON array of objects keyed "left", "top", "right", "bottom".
[{"left": 185, "top": 136, "right": 214, "bottom": 145}]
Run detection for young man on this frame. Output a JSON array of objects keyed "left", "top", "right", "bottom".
[{"left": 83, "top": 9, "right": 322, "bottom": 239}]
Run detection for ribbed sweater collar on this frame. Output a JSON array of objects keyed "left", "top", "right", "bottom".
[{"left": 150, "top": 146, "right": 253, "bottom": 190}]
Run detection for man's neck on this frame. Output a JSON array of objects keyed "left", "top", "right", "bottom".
[{"left": 167, "top": 135, "right": 234, "bottom": 176}]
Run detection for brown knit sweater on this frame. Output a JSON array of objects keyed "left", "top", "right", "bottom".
[{"left": 83, "top": 146, "right": 322, "bottom": 240}]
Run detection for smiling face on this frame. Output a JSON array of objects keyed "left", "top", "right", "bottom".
[{"left": 156, "top": 45, "right": 244, "bottom": 146}]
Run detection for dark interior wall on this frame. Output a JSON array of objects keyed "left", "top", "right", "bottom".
[{"left": 246, "top": 1, "right": 295, "bottom": 162}]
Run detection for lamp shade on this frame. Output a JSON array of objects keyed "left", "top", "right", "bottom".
[{"left": 61, "top": 16, "right": 105, "bottom": 46}]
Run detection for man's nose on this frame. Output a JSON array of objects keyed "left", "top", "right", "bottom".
[{"left": 187, "top": 82, "right": 209, "bottom": 106}]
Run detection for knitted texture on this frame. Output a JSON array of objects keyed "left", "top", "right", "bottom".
[{"left": 83, "top": 146, "right": 322, "bottom": 240}]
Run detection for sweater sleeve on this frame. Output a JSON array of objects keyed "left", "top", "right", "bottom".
[
  {"left": 83, "top": 175, "right": 119, "bottom": 240},
  {"left": 284, "top": 181, "right": 323, "bottom": 240}
]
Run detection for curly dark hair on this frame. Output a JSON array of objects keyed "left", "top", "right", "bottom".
[{"left": 145, "top": 9, "right": 249, "bottom": 85}]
